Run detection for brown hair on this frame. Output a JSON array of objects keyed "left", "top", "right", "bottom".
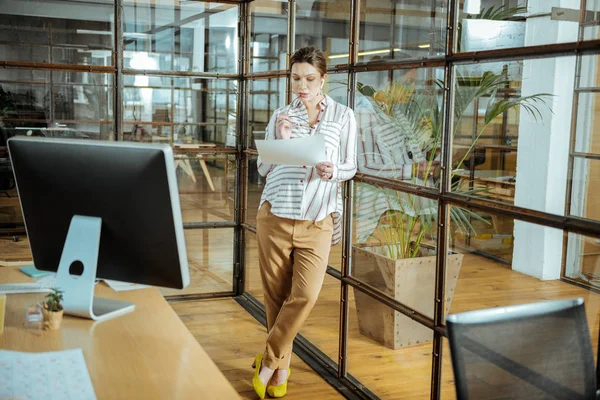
[{"left": 290, "top": 47, "right": 327, "bottom": 77}]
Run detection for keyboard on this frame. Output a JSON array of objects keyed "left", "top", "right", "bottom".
[{"left": 0, "top": 283, "right": 53, "bottom": 294}]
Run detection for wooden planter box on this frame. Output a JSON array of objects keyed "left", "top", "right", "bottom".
[{"left": 352, "top": 244, "right": 463, "bottom": 349}]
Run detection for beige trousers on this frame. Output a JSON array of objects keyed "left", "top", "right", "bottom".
[{"left": 256, "top": 202, "right": 333, "bottom": 370}]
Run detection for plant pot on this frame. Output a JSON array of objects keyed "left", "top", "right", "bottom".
[
  {"left": 352, "top": 244, "right": 463, "bottom": 349},
  {"left": 42, "top": 306, "right": 64, "bottom": 330}
]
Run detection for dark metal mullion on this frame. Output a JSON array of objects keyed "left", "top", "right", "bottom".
[
  {"left": 165, "top": 291, "right": 236, "bottom": 302},
  {"left": 354, "top": 173, "right": 441, "bottom": 200},
  {"left": 183, "top": 221, "right": 237, "bottom": 229},
  {"left": 0, "top": 61, "right": 116, "bottom": 73},
  {"left": 431, "top": 0, "right": 457, "bottom": 396},
  {"left": 571, "top": 151, "right": 600, "bottom": 160},
  {"left": 338, "top": 0, "right": 360, "bottom": 380},
  {"left": 115, "top": 0, "right": 124, "bottom": 141},
  {"left": 286, "top": 0, "right": 295, "bottom": 104},
  {"left": 561, "top": 6, "right": 585, "bottom": 277},
  {"left": 234, "top": 1, "right": 248, "bottom": 297},
  {"left": 122, "top": 68, "right": 238, "bottom": 79},
  {"left": 444, "top": 192, "right": 600, "bottom": 240},
  {"left": 574, "top": 87, "right": 600, "bottom": 93}
]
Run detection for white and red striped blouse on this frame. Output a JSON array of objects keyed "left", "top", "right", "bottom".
[{"left": 257, "top": 95, "right": 357, "bottom": 245}]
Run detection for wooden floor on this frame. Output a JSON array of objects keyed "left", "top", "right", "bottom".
[
  {"left": 2, "top": 161, "right": 599, "bottom": 399},
  {"left": 172, "top": 298, "right": 343, "bottom": 399}
]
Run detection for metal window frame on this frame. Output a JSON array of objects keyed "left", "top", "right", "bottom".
[{"left": 3, "top": 0, "right": 600, "bottom": 399}]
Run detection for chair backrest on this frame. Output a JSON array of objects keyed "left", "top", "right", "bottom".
[{"left": 447, "top": 298, "right": 596, "bottom": 400}]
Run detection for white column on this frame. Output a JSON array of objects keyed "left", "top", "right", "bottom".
[{"left": 512, "top": 0, "right": 578, "bottom": 279}]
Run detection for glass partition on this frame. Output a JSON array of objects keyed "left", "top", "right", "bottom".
[
  {"left": 0, "top": 0, "right": 114, "bottom": 66},
  {"left": 359, "top": 0, "right": 448, "bottom": 63},
  {"left": 123, "top": 75, "right": 237, "bottom": 146},
  {"left": 250, "top": 1, "right": 288, "bottom": 73},
  {"left": 0, "top": 69, "right": 113, "bottom": 142},
  {"left": 124, "top": 1, "right": 238, "bottom": 74}
]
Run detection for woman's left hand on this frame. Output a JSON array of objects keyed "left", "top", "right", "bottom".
[{"left": 315, "top": 162, "right": 334, "bottom": 180}]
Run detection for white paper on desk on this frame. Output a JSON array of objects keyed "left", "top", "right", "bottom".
[
  {"left": 104, "top": 279, "right": 150, "bottom": 291},
  {"left": 0, "top": 348, "right": 97, "bottom": 400},
  {"left": 255, "top": 135, "right": 327, "bottom": 166}
]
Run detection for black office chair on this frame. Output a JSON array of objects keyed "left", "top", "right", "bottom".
[{"left": 447, "top": 298, "right": 597, "bottom": 400}]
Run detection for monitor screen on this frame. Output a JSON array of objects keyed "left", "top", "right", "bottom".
[{"left": 8, "top": 137, "right": 189, "bottom": 290}]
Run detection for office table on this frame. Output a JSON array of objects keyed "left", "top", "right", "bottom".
[{"left": 0, "top": 267, "right": 240, "bottom": 399}]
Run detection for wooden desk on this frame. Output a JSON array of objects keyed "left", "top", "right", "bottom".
[{"left": 0, "top": 267, "right": 240, "bottom": 399}]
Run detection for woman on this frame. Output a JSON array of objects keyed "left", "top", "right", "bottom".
[{"left": 253, "top": 47, "right": 357, "bottom": 399}]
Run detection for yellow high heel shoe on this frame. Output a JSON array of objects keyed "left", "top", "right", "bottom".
[
  {"left": 252, "top": 354, "right": 267, "bottom": 399},
  {"left": 266, "top": 368, "right": 291, "bottom": 398}
]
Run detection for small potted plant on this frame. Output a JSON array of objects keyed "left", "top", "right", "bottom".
[{"left": 42, "top": 288, "right": 64, "bottom": 330}]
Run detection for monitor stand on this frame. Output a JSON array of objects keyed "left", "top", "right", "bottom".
[{"left": 54, "top": 215, "right": 135, "bottom": 321}]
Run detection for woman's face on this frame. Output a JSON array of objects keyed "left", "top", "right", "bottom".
[{"left": 291, "top": 62, "right": 327, "bottom": 101}]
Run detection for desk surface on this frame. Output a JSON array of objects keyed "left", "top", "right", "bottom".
[{"left": 0, "top": 267, "right": 240, "bottom": 399}]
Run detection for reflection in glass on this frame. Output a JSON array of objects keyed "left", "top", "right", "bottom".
[
  {"left": 160, "top": 228, "right": 234, "bottom": 296},
  {"left": 348, "top": 287, "right": 434, "bottom": 397},
  {"left": 0, "top": 0, "right": 113, "bottom": 66},
  {"left": 355, "top": 68, "right": 444, "bottom": 187},
  {"left": 124, "top": 1, "right": 238, "bottom": 74},
  {"left": 352, "top": 183, "right": 438, "bottom": 318},
  {"left": 0, "top": 69, "right": 113, "bottom": 142},
  {"left": 123, "top": 75, "right": 237, "bottom": 146},
  {"left": 359, "top": 0, "right": 447, "bottom": 63},
  {"left": 457, "top": 1, "right": 579, "bottom": 53},
  {"left": 247, "top": 78, "right": 286, "bottom": 149},
  {"left": 250, "top": 1, "right": 288, "bottom": 73},
  {"left": 295, "top": 0, "right": 350, "bottom": 67},
  {"left": 451, "top": 59, "right": 565, "bottom": 216}
]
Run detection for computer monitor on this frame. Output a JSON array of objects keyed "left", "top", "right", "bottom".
[{"left": 8, "top": 137, "right": 189, "bottom": 321}]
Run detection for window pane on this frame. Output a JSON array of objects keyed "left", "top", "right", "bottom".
[
  {"left": 176, "top": 153, "right": 235, "bottom": 224},
  {"left": 450, "top": 57, "right": 573, "bottom": 216},
  {"left": 456, "top": 1, "right": 595, "bottom": 53},
  {"left": 160, "top": 228, "right": 234, "bottom": 296},
  {"left": 123, "top": 75, "right": 237, "bottom": 146},
  {"left": 445, "top": 208, "right": 599, "bottom": 362},
  {"left": 566, "top": 232, "right": 600, "bottom": 292},
  {"left": 0, "top": 0, "right": 113, "bottom": 66},
  {"left": 325, "top": 72, "right": 348, "bottom": 106},
  {"left": 0, "top": 69, "right": 113, "bottom": 141},
  {"left": 247, "top": 78, "right": 286, "bottom": 149},
  {"left": 348, "top": 286, "right": 434, "bottom": 398},
  {"left": 570, "top": 157, "right": 600, "bottom": 222},
  {"left": 355, "top": 67, "right": 445, "bottom": 188},
  {"left": 245, "top": 230, "right": 263, "bottom": 301},
  {"left": 295, "top": 0, "right": 351, "bottom": 67},
  {"left": 250, "top": 1, "right": 288, "bottom": 73},
  {"left": 246, "top": 154, "right": 265, "bottom": 228},
  {"left": 124, "top": 1, "right": 238, "bottom": 74},
  {"left": 352, "top": 183, "right": 438, "bottom": 319},
  {"left": 359, "top": 0, "right": 447, "bottom": 63}
]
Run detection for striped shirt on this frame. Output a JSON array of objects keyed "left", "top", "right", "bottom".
[
  {"left": 354, "top": 93, "right": 426, "bottom": 243},
  {"left": 257, "top": 95, "right": 357, "bottom": 245}
]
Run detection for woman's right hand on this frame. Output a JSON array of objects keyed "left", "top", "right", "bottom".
[{"left": 275, "top": 112, "right": 295, "bottom": 140}]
